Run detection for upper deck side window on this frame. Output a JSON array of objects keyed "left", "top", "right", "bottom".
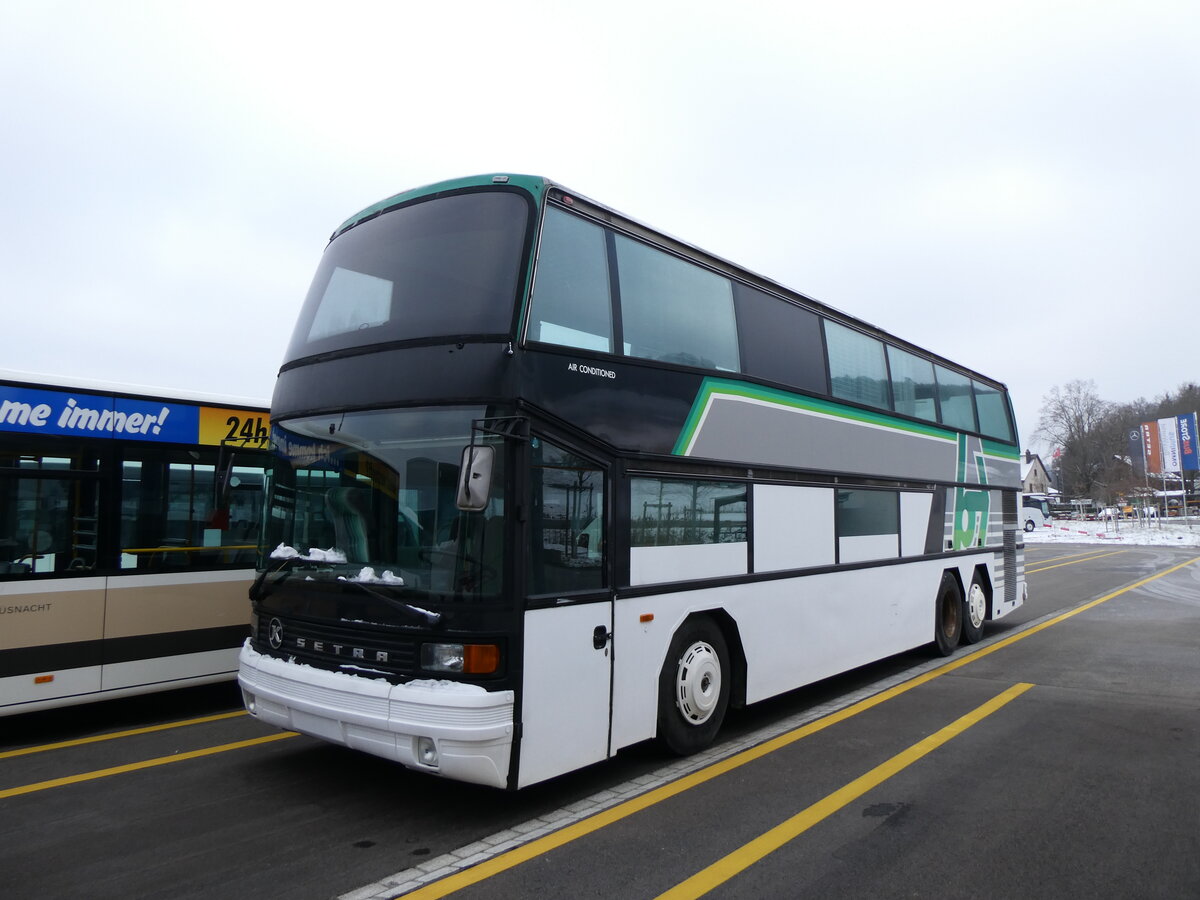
[
  {"left": 825, "top": 321, "right": 890, "bottom": 410},
  {"left": 934, "top": 364, "right": 977, "bottom": 432},
  {"left": 526, "top": 206, "right": 613, "bottom": 353},
  {"left": 285, "top": 190, "right": 531, "bottom": 364},
  {"left": 526, "top": 206, "right": 740, "bottom": 374},
  {"left": 973, "top": 380, "right": 1014, "bottom": 441},
  {"left": 887, "top": 346, "right": 938, "bottom": 423},
  {"left": 613, "top": 234, "right": 740, "bottom": 371}
]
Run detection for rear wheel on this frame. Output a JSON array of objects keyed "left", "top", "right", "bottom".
[
  {"left": 657, "top": 617, "right": 730, "bottom": 756},
  {"left": 961, "top": 575, "right": 988, "bottom": 644},
  {"left": 933, "top": 574, "right": 963, "bottom": 656}
]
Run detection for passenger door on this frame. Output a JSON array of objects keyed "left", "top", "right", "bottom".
[{"left": 516, "top": 438, "right": 612, "bottom": 788}]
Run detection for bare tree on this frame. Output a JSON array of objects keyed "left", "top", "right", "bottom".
[{"left": 1035, "top": 380, "right": 1116, "bottom": 498}]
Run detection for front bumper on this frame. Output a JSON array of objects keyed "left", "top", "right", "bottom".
[{"left": 237, "top": 641, "right": 515, "bottom": 788}]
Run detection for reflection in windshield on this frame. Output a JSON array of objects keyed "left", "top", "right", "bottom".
[{"left": 261, "top": 407, "right": 504, "bottom": 601}]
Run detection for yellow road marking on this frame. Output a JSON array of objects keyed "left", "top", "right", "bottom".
[
  {"left": 0, "top": 710, "right": 248, "bottom": 760},
  {"left": 0, "top": 732, "right": 298, "bottom": 800},
  {"left": 1027, "top": 548, "right": 1125, "bottom": 565},
  {"left": 1026, "top": 550, "right": 1126, "bottom": 573},
  {"left": 656, "top": 682, "right": 1035, "bottom": 900},
  {"left": 399, "top": 553, "right": 1199, "bottom": 899}
]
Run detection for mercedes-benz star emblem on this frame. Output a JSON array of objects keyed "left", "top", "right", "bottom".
[{"left": 268, "top": 617, "right": 284, "bottom": 650}]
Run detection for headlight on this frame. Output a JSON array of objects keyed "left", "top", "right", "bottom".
[{"left": 420, "top": 642, "right": 500, "bottom": 674}]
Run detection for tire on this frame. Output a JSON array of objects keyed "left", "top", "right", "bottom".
[
  {"left": 961, "top": 574, "right": 988, "bottom": 645},
  {"left": 657, "top": 617, "right": 730, "bottom": 756},
  {"left": 1023, "top": 518, "right": 1036, "bottom": 533},
  {"left": 933, "top": 574, "right": 963, "bottom": 656}
]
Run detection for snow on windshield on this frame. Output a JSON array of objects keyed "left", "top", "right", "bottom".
[
  {"left": 339, "top": 566, "right": 405, "bottom": 586},
  {"left": 270, "top": 543, "right": 349, "bottom": 563}
]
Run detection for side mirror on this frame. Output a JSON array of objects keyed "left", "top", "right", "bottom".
[{"left": 455, "top": 445, "right": 494, "bottom": 511}]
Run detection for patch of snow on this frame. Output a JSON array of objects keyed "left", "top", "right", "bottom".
[
  {"left": 404, "top": 679, "right": 487, "bottom": 694},
  {"left": 339, "top": 566, "right": 405, "bottom": 585},
  {"left": 270, "top": 543, "right": 350, "bottom": 563},
  {"left": 1024, "top": 520, "right": 1200, "bottom": 547}
]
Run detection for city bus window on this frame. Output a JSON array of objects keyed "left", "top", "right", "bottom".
[
  {"left": 121, "top": 447, "right": 265, "bottom": 570},
  {"left": 529, "top": 440, "right": 604, "bottom": 596},
  {"left": 934, "top": 365, "right": 977, "bottom": 432},
  {"left": 887, "top": 346, "right": 939, "bottom": 422},
  {"left": 615, "top": 235, "right": 740, "bottom": 372},
  {"left": 527, "top": 206, "right": 613, "bottom": 352},
  {"left": 825, "top": 321, "right": 890, "bottom": 410},
  {"left": 0, "top": 452, "right": 100, "bottom": 576}
]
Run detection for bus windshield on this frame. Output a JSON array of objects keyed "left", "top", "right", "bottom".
[
  {"left": 284, "top": 190, "right": 531, "bottom": 364},
  {"left": 261, "top": 406, "right": 506, "bottom": 602}
]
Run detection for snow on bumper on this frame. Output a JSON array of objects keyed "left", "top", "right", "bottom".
[{"left": 237, "top": 641, "right": 514, "bottom": 788}]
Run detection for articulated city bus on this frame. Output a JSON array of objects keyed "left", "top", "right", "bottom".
[
  {"left": 0, "top": 372, "right": 269, "bottom": 715},
  {"left": 238, "top": 174, "right": 1026, "bottom": 789}
]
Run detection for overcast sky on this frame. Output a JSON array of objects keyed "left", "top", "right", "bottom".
[{"left": 3, "top": 0, "right": 1197, "bottom": 451}]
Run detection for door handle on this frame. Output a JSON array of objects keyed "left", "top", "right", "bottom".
[{"left": 592, "top": 625, "right": 611, "bottom": 650}]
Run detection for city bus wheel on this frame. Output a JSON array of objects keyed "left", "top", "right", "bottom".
[
  {"left": 657, "top": 618, "right": 730, "bottom": 756},
  {"left": 961, "top": 575, "right": 988, "bottom": 645},
  {"left": 1023, "top": 519, "right": 1036, "bottom": 532},
  {"left": 933, "top": 574, "right": 963, "bottom": 656}
]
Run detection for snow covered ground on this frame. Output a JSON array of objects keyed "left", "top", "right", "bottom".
[{"left": 1025, "top": 519, "right": 1200, "bottom": 547}]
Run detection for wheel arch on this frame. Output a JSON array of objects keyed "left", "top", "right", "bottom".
[{"left": 675, "top": 608, "right": 747, "bottom": 710}]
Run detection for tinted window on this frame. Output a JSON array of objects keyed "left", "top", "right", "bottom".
[
  {"left": 974, "top": 381, "right": 1013, "bottom": 441},
  {"left": 734, "top": 284, "right": 828, "bottom": 394},
  {"left": 825, "top": 321, "right": 890, "bottom": 409},
  {"left": 529, "top": 440, "right": 605, "bottom": 595},
  {"left": 631, "top": 478, "right": 747, "bottom": 547},
  {"left": 836, "top": 489, "right": 898, "bottom": 536},
  {"left": 887, "top": 347, "right": 938, "bottom": 422},
  {"left": 286, "top": 191, "right": 530, "bottom": 363},
  {"left": 0, "top": 446, "right": 100, "bottom": 577},
  {"left": 527, "top": 207, "right": 613, "bottom": 352},
  {"left": 616, "top": 236, "right": 740, "bottom": 372},
  {"left": 935, "top": 365, "right": 976, "bottom": 431}
]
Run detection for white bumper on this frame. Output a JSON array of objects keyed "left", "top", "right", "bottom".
[{"left": 237, "top": 641, "right": 515, "bottom": 788}]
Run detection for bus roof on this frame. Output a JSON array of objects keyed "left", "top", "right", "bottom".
[
  {"left": 331, "top": 173, "right": 1009, "bottom": 391},
  {"left": 0, "top": 369, "right": 268, "bottom": 409}
]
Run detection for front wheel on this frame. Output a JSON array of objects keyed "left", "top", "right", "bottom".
[
  {"left": 1023, "top": 518, "right": 1036, "bottom": 533},
  {"left": 657, "top": 617, "right": 730, "bottom": 756},
  {"left": 933, "top": 574, "right": 963, "bottom": 656}
]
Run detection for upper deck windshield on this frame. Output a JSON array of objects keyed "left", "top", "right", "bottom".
[
  {"left": 261, "top": 406, "right": 505, "bottom": 603},
  {"left": 284, "top": 190, "right": 531, "bottom": 364}
]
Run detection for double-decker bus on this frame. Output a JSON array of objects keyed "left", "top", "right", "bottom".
[
  {"left": 238, "top": 174, "right": 1026, "bottom": 789},
  {"left": 1, "top": 372, "right": 269, "bottom": 715}
]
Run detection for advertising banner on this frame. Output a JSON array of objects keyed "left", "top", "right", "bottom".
[
  {"left": 1178, "top": 412, "right": 1199, "bottom": 472},
  {"left": 1142, "top": 421, "right": 1161, "bottom": 474},
  {"left": 1158, "top": 417, "right": 1182, "bottom": 473},
  {"left": 1127, "top": 427, "right": 1145, "bottom": 475},
  {"left": 0, "top": 384, "right": 268, "bottom": 448}
]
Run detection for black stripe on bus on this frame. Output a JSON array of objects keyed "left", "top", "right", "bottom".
[{"left": 0, "top": 624, "right": 249, "bottom": 678}]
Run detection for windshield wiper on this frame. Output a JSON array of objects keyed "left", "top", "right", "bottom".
[
  {"left": 338, "top": 577, "right": 443, "bottom": 627},
  {"left": 249, "top": 556, "right": 302, "bottom": 602}
]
